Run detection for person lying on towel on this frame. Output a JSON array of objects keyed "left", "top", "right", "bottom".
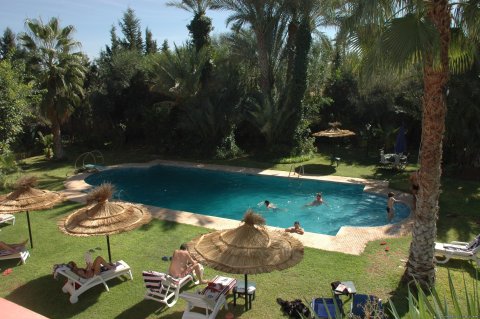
[
  {"left": 67, "top": 255, "right": 115, "bottom": 279},
  {"left": 169, "top": 243, "right": 208, "bottom": 284}
]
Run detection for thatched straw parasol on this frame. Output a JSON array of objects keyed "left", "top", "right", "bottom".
[
  {"left": 0, "top": 176, "right": 65, "bottom": 248},
  {"left": 58, "top": 183, "right": 152, "bottom": 262},
  {"left": 187, "top": 210, "right": 304, "bottom": 311},
  {"left": 312, "top": 121, "right": 355, "bottom": 138}
]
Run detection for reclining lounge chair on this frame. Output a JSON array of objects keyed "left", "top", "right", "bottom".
[
  {"left": 0, "top": 246, "right": 30, "bottom": 264},
  {"left": 179, "top": 275, "right": 237, "bottom": 319},
  {"left": 0, "top": 214, "right": 15, "bottom": 226},
  {"left": 434, "top": 234, "right": 480, "bottom": 266},
  {"left": 54, "top": 260, "right": 132, "bottom": 303}
]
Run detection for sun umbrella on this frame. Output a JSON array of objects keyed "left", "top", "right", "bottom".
[
  {"left": 394, "top": 125, "right": 407, "bottom": 154},
  {"left": 312, "top": 121, "right": 356, "bottom": 138},
  {"left": 58, "top": 183, "right": 152, "bottom": 262},
  {"left": 0, "top": 176, "right": 65, "bottom": 248},
  {"left": 187, "top": 211, "right": 304, "bottom": 311},
  {"left": 312, "top": 122, "right": 355, "bottom": 163}
]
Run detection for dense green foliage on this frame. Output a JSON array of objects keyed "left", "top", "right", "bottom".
[
  {"left": 0, "top": 2, "right": 479, "bottom": 169},
  {"left": 0, "top": 60, "right": 33, "bottom": 152}
]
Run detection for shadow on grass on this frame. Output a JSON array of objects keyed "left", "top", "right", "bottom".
[
  {"left": 5, "top": 274, "right": 98, "bottom": 318},
  {"left": 115, "top": 299, "right": 174, "bottom": 318}
]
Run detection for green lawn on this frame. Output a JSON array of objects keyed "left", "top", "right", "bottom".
[{"left": 1, "top": 147, "right": 479, "bottom": 318}]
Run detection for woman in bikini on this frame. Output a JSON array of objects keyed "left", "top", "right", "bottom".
[{"left": 67, "top": 255, "right": 115, "bottom": 279}]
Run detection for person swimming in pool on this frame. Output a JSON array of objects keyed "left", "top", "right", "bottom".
[
  {"left": 285, "top": 221, "right": 304, "bottom": 235},
  {"left": 264, "top": 200, "right": 277, "bottom": 209}
]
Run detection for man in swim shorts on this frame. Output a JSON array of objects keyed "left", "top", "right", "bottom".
[
  {"left": 169, "top": 243, "right": 208, "bottom": 283},
  {"left": 387, "top": 192, "right": 398, "bottom": 222}
]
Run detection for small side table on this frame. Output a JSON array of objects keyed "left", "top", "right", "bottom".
[
  {"left": 233, "top": 282, "right": 256, "bottom": 311},
  {"left": 332, "top": 281, "right": 356, "bottom": 304}
]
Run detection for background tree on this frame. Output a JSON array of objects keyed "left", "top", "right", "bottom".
[
  {"left": 20, "top": 17, "right": 86, "bottom": 160},
  {"left": 0, "top": 28, "right": 17, "bottom": 60},
  {"left": 118, "top": 7, "right": 143, "bottom": 52},
  {"left": 0, "top": 59, "right": 34, "bottom": 152},
  {"left": 145, "top": 27, "right": 158, "bottom": 54},
  {"left": 337, "top": 0, "right": 478, "bottom": 287}
]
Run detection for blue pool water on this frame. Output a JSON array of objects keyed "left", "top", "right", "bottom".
[{"left": 85, "top": 165, "right": 410, "bottom": 235}]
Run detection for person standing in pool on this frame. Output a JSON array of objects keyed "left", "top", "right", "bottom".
[
  {"left": 386, "top": 192, "right": 398, "bottom": 222},
  {"left": 305, "top": 193, "right": 325, "bottom": 206}
]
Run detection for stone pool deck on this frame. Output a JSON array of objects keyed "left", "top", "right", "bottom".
[{"left": 63, "top": 159, "right": 413, "bottom": 255}]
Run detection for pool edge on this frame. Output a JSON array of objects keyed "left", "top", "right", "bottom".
[{"left": 63, "top": 159, "right": 413, "bottom": 255}]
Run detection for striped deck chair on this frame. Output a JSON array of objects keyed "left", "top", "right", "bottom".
[{"left": 143, "top": 270, "right": 197, "bottom": 307}]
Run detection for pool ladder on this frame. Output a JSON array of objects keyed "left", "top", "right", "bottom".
[{"left": 288, "top": 165, "right": 304, "bottom": 178}]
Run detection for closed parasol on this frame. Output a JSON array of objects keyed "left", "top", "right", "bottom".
[
  {"left": 0, "top": 176, "right": 65, "bottom": 248},
  {"left": 58, "top": 183, "right": 152, "bottom": 262},
  {"left": 187, "top": 211, "right": 304, "bottom": 311}
]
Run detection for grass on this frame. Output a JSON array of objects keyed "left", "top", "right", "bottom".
[{"left": 0, "top": 145, "right": 479, "bottom": 318}]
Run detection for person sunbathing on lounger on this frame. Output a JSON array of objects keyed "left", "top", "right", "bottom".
[
  {"left": 169, "top": 243, "right": 208, "bottom": 284},
  {"left": 0, "top": 240, "right": 28, "bottom": 252},
  {"left": 67, "top": 255, "right": 115, "bottom": 279}
]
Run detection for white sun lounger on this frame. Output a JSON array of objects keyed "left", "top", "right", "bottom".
[
  {"left": 179, "top": 275, "right": 237, "bottom": 319},
  {"left": 0, "top": 214, "right": 15, "bottom": 226},
  {"left": 55, "top": 260, "right": 132, "bottom": 303},
  {"left": 434, "top": 234, "right": 480, "bottom": 266},
  {"left": 143, "top": 266, "right": 203, "bottom": 308},
  {"left": 0, "top": 246, "right": 30, "bottom": 264}
]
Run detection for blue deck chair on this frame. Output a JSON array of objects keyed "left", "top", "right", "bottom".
[
  {"left": 351, "top": 294, "right": 384, "bottom": 318},
  {"left": 312, "top": 297, "right": 343, "bottom": 318}
]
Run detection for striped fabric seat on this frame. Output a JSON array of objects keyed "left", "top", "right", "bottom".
[{"left": 143, "top": 269, "right": 197, "bottom": 307}]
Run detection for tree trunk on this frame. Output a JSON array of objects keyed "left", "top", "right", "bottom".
[
  {"left": 52, "top": 120, "right": 64, "bottom": 160},
  {"left": 254, "top": 29, "right": 273, "bottom": 98},
  {"left": 405, "top": 0, "right": 450, "bottom": 288}
]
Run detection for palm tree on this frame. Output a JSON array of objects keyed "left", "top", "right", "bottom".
[
  {"left": 167, "top": 0, "right": 217, "bottom": 52},
  {"left": 337, "top": 0, "right": 477, "bottom": 287},
  {"left": 20, "top": 17, "right": 86, "bottom": 159},
  {"left": 213, "top": 0, "right": 286, "bottom": 101}
]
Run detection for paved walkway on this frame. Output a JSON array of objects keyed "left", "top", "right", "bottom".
[{"left": 63, "top": 160, "right": 413, "bottom": 255}]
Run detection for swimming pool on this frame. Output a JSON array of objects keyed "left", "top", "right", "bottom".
[{"left": 85, "top": 165, "right": 410, "bottom": 235}]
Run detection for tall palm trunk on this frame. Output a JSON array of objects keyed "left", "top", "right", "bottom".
[
  {"left": 254, "top": 30, "right": 273, "bottom": 98},
  {"left": 52, "top": 120, "right": 64, "bottom": 160},
  {"left": 405, "top": 0, "right": 450, "bottom": 287}
]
